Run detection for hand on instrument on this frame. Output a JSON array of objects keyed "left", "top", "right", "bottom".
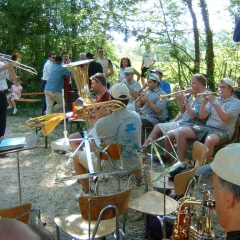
[
  {"left": 175, "top": 92, "right": 187, "bottom": 101},
  {"left": 205, "top": 94, "right": 215, "bottom": 104},
  {"left": 139, "top": 95, "right": 149, "bottom": 103}
]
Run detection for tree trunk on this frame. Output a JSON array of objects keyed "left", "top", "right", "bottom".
[{"left": 200, "top": 0, "right": 215, "bottom": 90}]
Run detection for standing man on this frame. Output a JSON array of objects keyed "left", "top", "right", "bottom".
[
  {"left": 61, "top": 51, "right": 72, "bottom": 100},
  {"left": 139, "top": 73, "right": 167, "bottom": 128},
  {"left": 141, "top": 45, "right": 155, "bottom": 86},
  {"left": 122, "top": 67, "right": 141, "bottom": 111},
  {"left": 0, "top": 62, "right": 16, "bottom": 142},
  {"left": 44, "top": 56, "right": 71, "bottom": 114},
  {"left": 86, "top": 52, "right": 103, "bottom": 88},
  {"left": 96, "top": 46, "right": 114, "bottom": 89},
  {"left": 173, "top": 78, "right": 240, "bottom": 179},
  {"left": 41, "top": 52, "right": 56, "bottom": 115},
  {"left": 150, "top": 68, "right": 171, "bottom": 94},
  {"left": 199, "top": 143, "right": 240, "bottom": 239}
]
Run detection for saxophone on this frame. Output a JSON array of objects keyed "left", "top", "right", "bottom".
[{"left": 170, "top": 197, "right": 215, "bottom": 240}]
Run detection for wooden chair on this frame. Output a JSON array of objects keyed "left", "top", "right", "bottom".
[
  {"left": 0, "top": 203, "right": 32, "bottom": 224},
  {"left": 54, "top": 188, "right": 132, "bottom": 240}
]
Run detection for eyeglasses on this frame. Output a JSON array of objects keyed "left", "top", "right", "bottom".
[
  {"left": 98, "top": 51, "right": 104, "bottom": 53},
  {"left": 218, "top": 86, "right": 226, "bottom": 89}
]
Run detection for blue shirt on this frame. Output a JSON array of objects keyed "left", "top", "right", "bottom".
[
  {"left": 159, "top": 80, "right": 171, "bottom": 94},
  {"left": 45, "top": 64, "right": 71, "bottom": 93}
]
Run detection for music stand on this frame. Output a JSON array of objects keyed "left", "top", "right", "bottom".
[{"left": 0, "top": 135, "right": 38, "bottom": 204}]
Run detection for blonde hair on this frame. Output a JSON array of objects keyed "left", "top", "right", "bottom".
[{"left": 13, "top": 77, "right": 22, "bottom": 84}]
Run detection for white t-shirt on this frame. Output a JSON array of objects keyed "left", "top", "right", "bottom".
[
  {"left": 142, "top": 51, "right": 155, "bottom": 68},
  {"left": 42, "top": 60, "right": 54, "bottom": 81},
  {"left": 0, "top": 62, "right": 9, "bottom": 91}
]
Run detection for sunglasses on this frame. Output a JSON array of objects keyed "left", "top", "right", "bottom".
[{"left": 98, "top": 51, "right": 104, "bottom": 53}]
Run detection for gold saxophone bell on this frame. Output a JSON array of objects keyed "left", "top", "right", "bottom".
[{"left": 170, "top": 197, "right": 216, "bottom": 240}]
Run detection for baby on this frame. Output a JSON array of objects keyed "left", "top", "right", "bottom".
[{"left": 7, "top": 77, "right": 23, "bottom": 114}]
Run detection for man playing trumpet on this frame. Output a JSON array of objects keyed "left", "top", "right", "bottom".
[
  {"left": 139, "top": 73, "right": 168, "bottom": 128},
  {"left": 141, "top": 73, "right": 207, "bottom": 165},
  {"left": 174, "top": 78, "right": 240, "bottom": 179}
]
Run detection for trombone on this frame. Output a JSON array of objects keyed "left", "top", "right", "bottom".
[{"left": 0, "top": 52, "right": 38, "bottom": 75}]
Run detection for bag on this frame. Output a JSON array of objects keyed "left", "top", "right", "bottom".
[{"left": 146, "top": 214, "right": 174, "bottom": 239}]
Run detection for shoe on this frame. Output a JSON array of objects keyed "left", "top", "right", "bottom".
[
  {"left": 168, "top": 164, "right": 186, "bottom": 181},
  {"left": 153, "top": 154, "right": 171, "bottom": 163},
  {"left": 75, "top": 188, "right": 95, "bottom": 200},
  {"left": 7, "top": 106, "right": 12, "bottom": 109},
  {"left": 13, "top": 108, "right": 17, "bottom": 114}
]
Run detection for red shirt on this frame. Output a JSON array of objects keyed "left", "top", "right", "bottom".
[{"left": 95, "top": 91, "right": 110, "bottom": 103}]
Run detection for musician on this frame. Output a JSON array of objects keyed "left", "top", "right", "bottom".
[
  {"left": 44, "top": 56, "right": 71, "bottom": 114},
  {"left": 41, "top": 52, "right": 56, "bottom": 115},
  {"left": 150, "top": 68, "right": 171, "bottom": 94},
  {"left": 73, "top": 83, "right": 142, "bottom": 198},
  {"left": 121, "top": 67, "right": 141, "bottom": 111},
  {"left": 141, "top": 74, "right": 207, "bottom": 162},
  {"left": 68, "top": 73, "right": 110, "bottom": 151},
  {"left": 0, "top": 62, "right": 16, "bottom": 145},
  {"left": 139, "top": 73, "right": 167, "bottom": 128},
  {"left": 198, "top": 144, "right": 240, "bottom": 239},
  {"left": 96, "top": 46, "right": 114, "bottom": 89},
  {"left": 173, "top": 78, "right": 240, "bottom": 180}
]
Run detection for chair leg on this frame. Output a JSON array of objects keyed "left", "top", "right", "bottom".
[{"left": 55, "top": 225, "right": 60, "bottom": 240}]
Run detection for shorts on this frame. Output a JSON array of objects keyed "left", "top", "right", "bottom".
[
  {"left": 190, "top": 125, "right": 229, "bottom": 145},
  {"left": 78, "top": 151, "right": 98, "bottom": 171},
  {"left": 141, "top": 67, "right": 150, "bottom": 78},
  {"left": 157, "top": 121, "right": 180, "bottom": 137}
]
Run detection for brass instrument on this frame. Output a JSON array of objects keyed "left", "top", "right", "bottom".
[
  {"left": 233, "top": 87, "right": 240, "bottom": 91},
  {"left": 76, "top": 100, "right": 126, "bottom": 129},
  {"left": 158, "top": 88, "right": 193, "bottom": 101},
  {"left": 170, "top": 197, "right": 215, "bottom": 240},
  {"left": 63, "top": 59, "right": 92, "bottom": 103},
  {"left": 193, "top": 91, "right": 218, "bottom": 98},
  {"left": 134, "top": 87, "right": 149, "bottom": 107},
  {"left": 0, "top": 52, "right": 38, "bottom": 75}
]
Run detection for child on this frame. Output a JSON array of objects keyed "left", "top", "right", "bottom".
[{"left": 7, "top": 78, "right": 23, "bottom": 114}]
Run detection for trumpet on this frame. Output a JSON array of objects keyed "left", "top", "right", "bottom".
[
  {"left": 0, "top": 52, "right": 38, "bottom": 75},
  {"left": 158, "top": 88, "right": 193, "bottom": 100},
  {"left": 134, "top": 86, "right": 149, "bottom": 106},
  {"left": 233, "top": 87, "right": 240, "bottom": 91},
  {"left": 193, "top": 91, "right": 219, "bottom": 98}
]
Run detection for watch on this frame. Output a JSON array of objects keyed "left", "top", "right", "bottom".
[
  {"left": 212, "top": 101, "right": 218, "bottom": 106},
  {"left": 183, "top": 100, "right": 188, "bottom": 106}
]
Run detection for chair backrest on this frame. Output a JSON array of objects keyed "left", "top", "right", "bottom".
[
  {"left": 229, "top": 120, "right": 239, "bottom": 143},
  {"left": 100, "top": 144, "right": 122, "bottom": 161},
  {"left": 79, "top": 188, "right": 132, "bottom": 221},
  {"left": 174, "top": 164, "right": 198, "bottom": 196},
  {"left": 0, "top": 203, "right": 32, "bottom": 224},
  {"left": 192, "top": 141, "right": 208, "bottom": 167}
]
